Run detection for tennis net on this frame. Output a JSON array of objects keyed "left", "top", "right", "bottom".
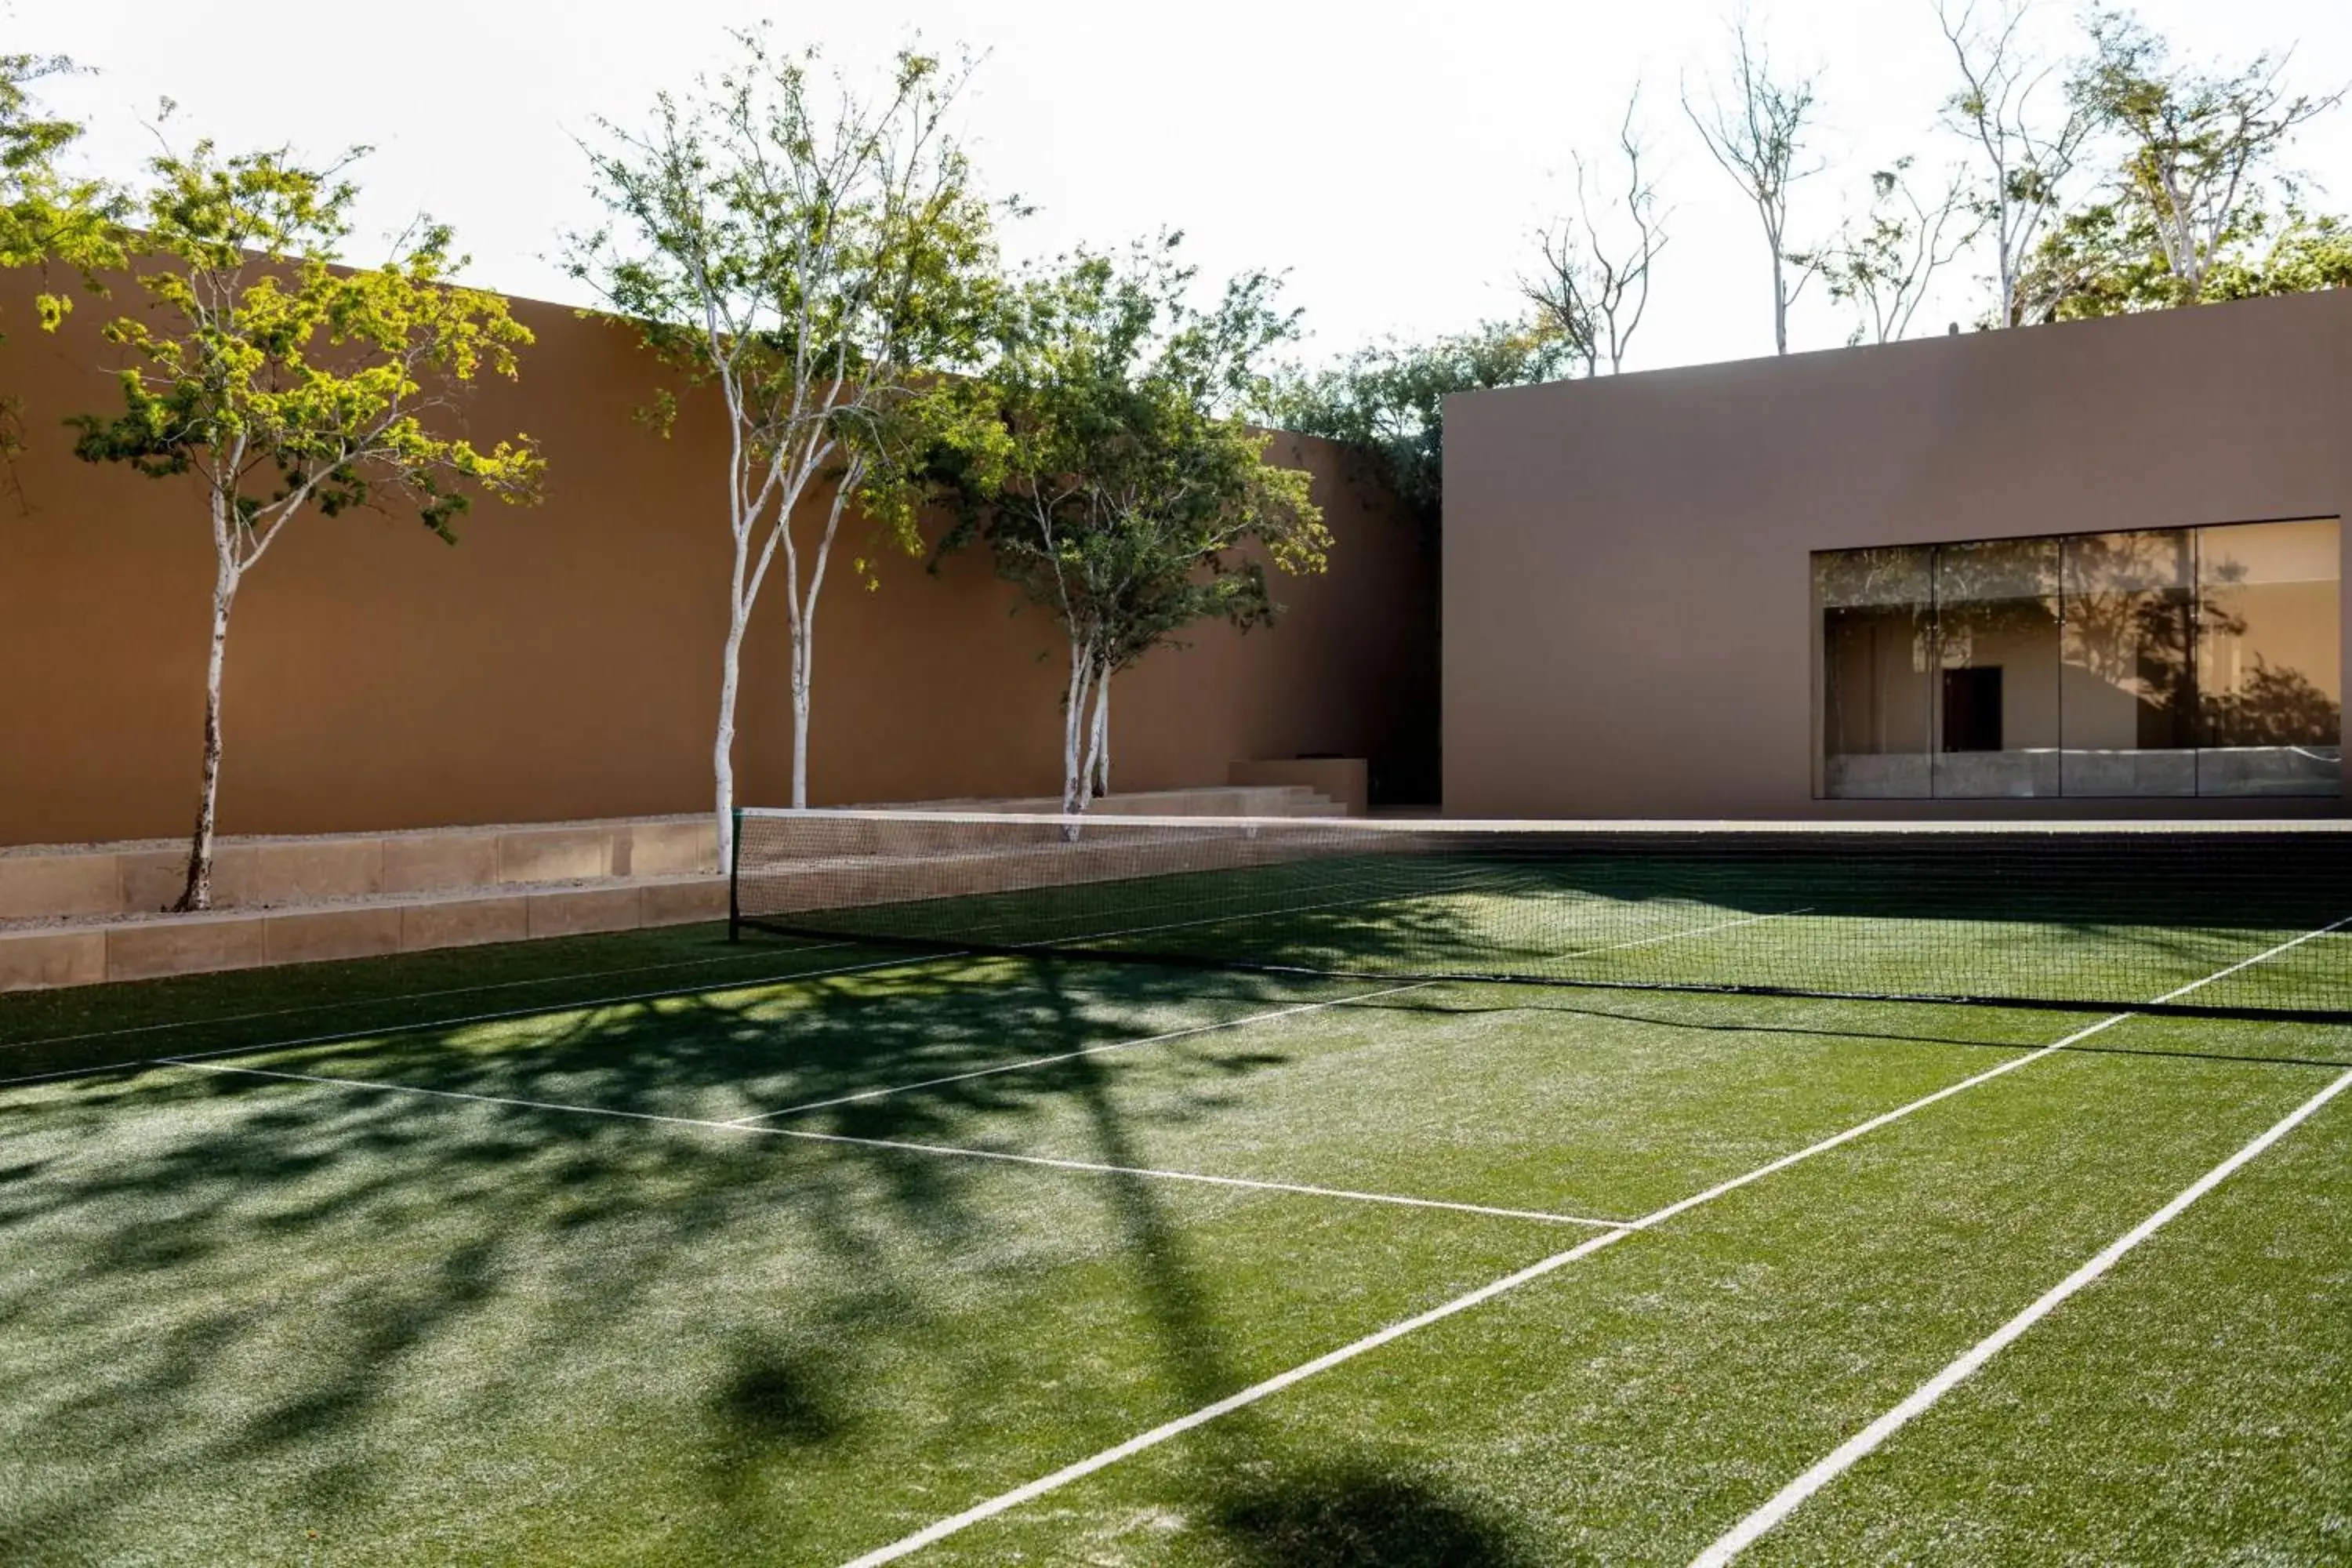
[{"left": 731, "top": 809, "right": 2352, "bottom": 1021}]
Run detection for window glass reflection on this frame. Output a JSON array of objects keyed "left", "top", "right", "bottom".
[
  {"left": 2060, "top": 531, "right": 2194, "bottom": 796},
  {"left": 1817, "top": 546, "right": 1933, "bottom": 799},
  {"left": 2197, "top": 520, "right": 2342, "bottom": 797},
  {"left": 1811, "top": 517, "right": 2341, "bottom": 800},
  {"left": 1933, "top": 536, "right": 2061, "bottom": 798}
]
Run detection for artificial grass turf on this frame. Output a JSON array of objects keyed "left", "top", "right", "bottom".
[
  {"left": 0, "top": 923, "right": 892, "bottom": 1084},
  {"left": 750, "top": 846, "right": 2352, "bottom": 1018},
  {"left": 212, "top": 964, "right": 2077, "bottom": 1221},
  {"left": 4, "top": 923, "right": 2347, "bottom": 1564},
  {"left": 0, "top": 1062, "right": 1562, "bottom": 1566},
  {"left": 1740, "top": 1074, "right": 2352, "bottom": 1566},
  {"left": 909, "top": 1036, "right": 2352, "bottom": 1566}
]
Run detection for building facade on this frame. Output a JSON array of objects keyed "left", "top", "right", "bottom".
[{"left": 1443, "top": 290, "right": 2350, "bottom": 819}]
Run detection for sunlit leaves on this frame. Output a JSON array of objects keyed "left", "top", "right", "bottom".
[
  {"left": 68, "top": 141, "right": 543, "bottom": 543},
  {"left": 941, "top": 234, "right": 1330, "bottom": 688}
]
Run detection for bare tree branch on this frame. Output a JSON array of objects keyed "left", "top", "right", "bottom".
[
  {"left": 1683, "top": 16, "right": 1824, "bottom": 354},
  {"left": 1526, "top": 93, "right": 1671, "bottom": 375}
]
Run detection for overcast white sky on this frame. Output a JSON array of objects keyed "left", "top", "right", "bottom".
[{"left": 20, "top": 0, "right": 2352, "bottom": 373}]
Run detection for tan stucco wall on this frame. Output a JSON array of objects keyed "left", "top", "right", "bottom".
[
  {"left": 1443, "top": 289, "right": 2352, "bottom": 819},
  {"left": 0, "top": 279, "right": 1434, "bottom": 846}
]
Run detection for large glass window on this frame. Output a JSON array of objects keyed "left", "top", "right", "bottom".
[
  {"left": 1933, "top": 535, "right": 2061, "bottom": 798},
  {"left": 1817, "top": 546, "right": 1933, "bottom": 798},
  {"left": 2060, "top": 530, "right": 2195, "bottom": 797},
  {"left": 1815, "top": 517, "right": 2341, "bottom": 800},
  {"left": 2197, "top": 520, "right": 2343, "bottom": 797}
]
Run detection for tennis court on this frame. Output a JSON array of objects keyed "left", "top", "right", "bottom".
[{"left": 3, "top": 815, "right": 2349, "bottom": 1566}]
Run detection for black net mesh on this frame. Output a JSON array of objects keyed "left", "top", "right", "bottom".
[{"left": 731, "top": 810, "right": 2352, "bottom": 1021}]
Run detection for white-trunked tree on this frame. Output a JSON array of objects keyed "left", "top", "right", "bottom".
[
  {"left": 938, "top": 238, "right": 1328, "bottom": 816},
  {"left": 70, "top": 141, "right": 542, "bottom": 913},
  {"left": 568, "top": 31, "right": 1000, "bottom": 862}
]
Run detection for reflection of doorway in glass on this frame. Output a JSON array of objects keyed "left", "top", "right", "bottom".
[
  {"left": 1932, "top": 535, "right": 2060, "bottom": 798},
  {"left": 1941, "top": 667, "right": 2003, "bottom": 752}
]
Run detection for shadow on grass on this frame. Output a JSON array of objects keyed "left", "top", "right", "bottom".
[
  {"left": 0, "top": 928, "right": 1544, "bottom": 1564},
  {"left": 1213, "top": 1463, "right": 1536, "bottom": 1568}
]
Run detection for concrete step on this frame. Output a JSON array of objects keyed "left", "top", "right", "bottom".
[
  {"left": 0, "top": 815, "right": 717, "bottom": 924},
  {"left": 0, "top": 873, "right": 728, "bottom": 993},
  {"left": 866, "top": 785, "right": 1340, "bottom": 818}
]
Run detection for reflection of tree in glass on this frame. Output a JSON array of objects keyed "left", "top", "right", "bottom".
[
  {"left": 1932, "top": 539, "right": 2058, "bottom": 673},
  {"left": 1815, "top": 546, "right": 1930, "bottom": 609},
  {"left": 2059, "top": 532, "right": 2197, "bottom": 739},
  {"left": 2197, "top": 549, "right": 2339, "bottom": 748},
  {"left": 2202, "top": 657, "right": 2341, "bottom": 747}
]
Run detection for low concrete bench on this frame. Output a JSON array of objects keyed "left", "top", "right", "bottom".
[
  {"left": 0, "top": 815, "right": 725, "bottom": 993},
  {"left": 0, "top": 815, "right": 716, "bottom": 921}
]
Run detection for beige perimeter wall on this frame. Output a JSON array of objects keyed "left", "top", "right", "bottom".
[
  {"left": 1444, "top": 289, "right": 2352, "bottom": 819},
  {"left": 0, "top": 276, "right": 1436, "bottom": 847}
]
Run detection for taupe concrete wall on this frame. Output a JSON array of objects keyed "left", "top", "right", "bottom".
[
  {"left": 1443, "top": 289, "right": 2352, "bottom": 818},
  {"left": 0, "top": 274, "right": 1435, "bottom": 846}
]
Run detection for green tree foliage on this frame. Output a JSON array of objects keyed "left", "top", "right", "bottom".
[
  {"left": 1261, "top": 321, "right": 1566, "bottom": 540},
  {"left": 0, "top": 54, "right": 120, "bottom": 329},
  {"left": 938, "top": 238, "right": 1328, "bottom": 814},
  {"left": 1933, "top": 0, "right": 2100, "bottom": 328},
  {"left": 568, "top": 29, "right": 1003, "bottom": 837},
  {"left": 71, "top": 141, "right": 543, "bottom": 910},
  {"left": 1796, "top": 159, "right": 1981, "bottom": 345},
  {"left": 2016, "top": 9, "right": 2348, "bottom": 319},
  {"left": 0, "top": 53, "right": 124, "bottom": 474}
]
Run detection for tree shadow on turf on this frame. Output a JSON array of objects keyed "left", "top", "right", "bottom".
[
  {"left": 1211, "top": 1463, "right": 1537, "bottom": 1568},
  {"left": 2, "top": 935, "right": 1556, "bottom": 1562}
]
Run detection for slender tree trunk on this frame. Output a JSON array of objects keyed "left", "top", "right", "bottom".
[
  {"left": 1770, "top": 247, "right": 1790, "bottom": 356},
  {"left": 1089, "top": 669, "right": 1112, "bottom": 798},
  {"left": 789, "top": 622, "right": 812, "bottom": 810},
  {"left": 1062, "top": 634, "right": 1096, "bottom": 818},
  {"left": 177, "top": 550, "right": 239, "bottom": 913},
  {"left": 713, "top": 611, "right": 746, "bottom": 871},
  {"left": 785, "top": 476, "right": 852, "bottom": 812}
]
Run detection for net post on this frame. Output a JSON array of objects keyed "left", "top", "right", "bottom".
[{"left": 727, "top": 807, "right": 743, "bottom": 943}]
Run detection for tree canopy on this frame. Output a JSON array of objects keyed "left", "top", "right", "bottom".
[
  {"left": 938, "top": 237, "right": 1328, "bottom": 812},
  {"left": 1262, "top": 321, "right": 1566, "bottom": 540},
  {"left": 2013, "top": 8, "right": 2350, "bottom": 318},
  {"left": 71, "top": 140, "right": 543, "bottom": 909},
  {"left": 567, "top": 28, "right": 1005, "bottom": 831}
]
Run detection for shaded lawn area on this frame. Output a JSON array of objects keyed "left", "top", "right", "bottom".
[
  {"left": 0, "top": 1057, "right": 1555, "bottom": 1566},
  {"left": 2, "top": 924, "right": 2346, "bottom": 1565}
]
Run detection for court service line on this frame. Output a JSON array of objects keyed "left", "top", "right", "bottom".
[
  {"left": 1560, "top": 907, "right": 1814, "bottom": 962},
  {"left": 1689, "top": 1060, "right": 2352, "bottom": 1568},
  {"left": 829, "top": 913, "right": 2351, "bottom": 1568},
  {"left": 724, "top": 982, "right": 1439, "bottom": 1125},
  {"left": 735, "top": 906, "right": 1807, "bottom": 1127},
  {"left": 1007, "top": 889, "right": 1406, "bottom": 947},
  {"left": 157, "top": 1057, "right": 1625, "bottom": 1229}
]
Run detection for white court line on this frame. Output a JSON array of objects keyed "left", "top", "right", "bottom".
[
  {"left": 158, "top": 1057, "right": 1623, "bottom": 1229},
  {"left": 1020, "top": 889, "right": 1405, "bottom": 948},
  {"left": 829, "top": 914, "right": 2351, "bottom": 1568},
  {"left": 835, "top": 1227, "right": 1639, "bottom": 1568},
  {"left": 0, "top": 940, "right": 859, "bottom": 1053},
  {"left": 734, "top": 906, "right": 1812, "bottom": 1127},
  {"left": 1560, "top": 908, "right": 1813, "bottom": 962},
  {"left": 1689, "top": 1060, "right": 2352, "bottom": 1568},
  {"left": 724, "top": 982, "right": 1437, "bottom": 1125}
]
